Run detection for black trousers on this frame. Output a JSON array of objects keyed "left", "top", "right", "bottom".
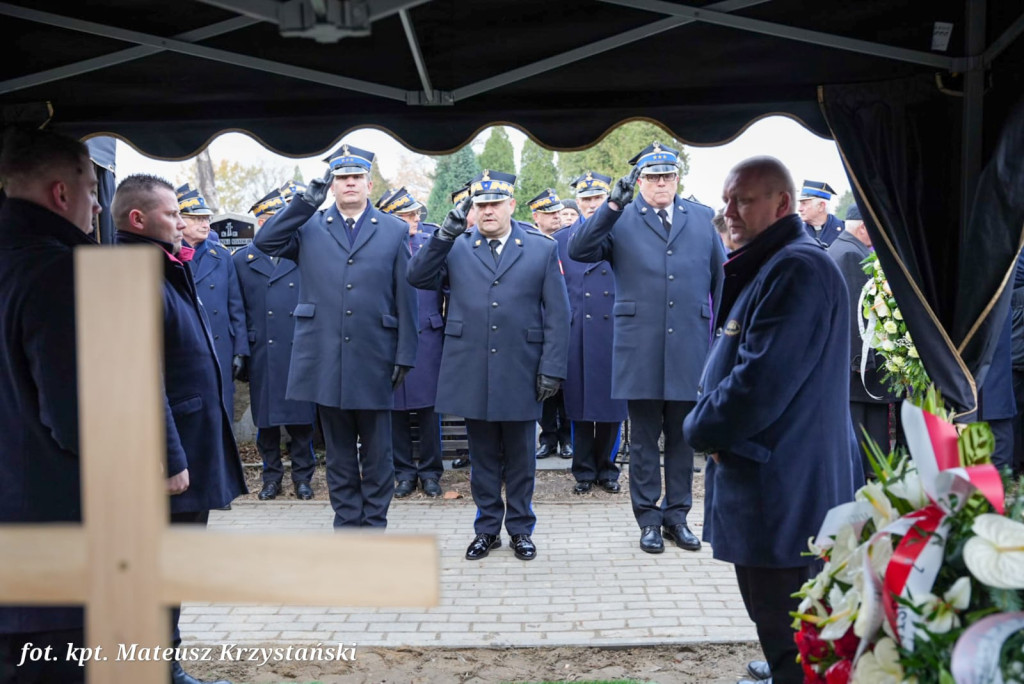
[
  {"left": 735, "top": 563, "right": 816, "bottom": 684},
  {"left": 989, "top": 416, "right": 1014, "bottom": 471},
  {"left": 392, "top": 407, "right": 444, "bottom": 483},
  {"left": 318, "top": 406, "right": 394, "bottom": 528},
  {"left": 571, "top": 420, "right": 622, "bottom": 483},
  {"left": 257, "top": 423, "right": 315, "bottom": 485},
  {"left": 849, "top": 401, "right": 890, "bottom": 474},
  {"left": 464, "top": 419, "right": 536, "bottom": 536},
  {"left": 169, "top": 509, "right": 210, "bottom": 650},
  {"left": 0, "top": 629, "right": 85, "bottom": 684},
  {"left": 537, "top": 390, "right": 571, "bottom": 449},
  {"left": 627, "top": 400, "right": 695, "bottom": 528}
]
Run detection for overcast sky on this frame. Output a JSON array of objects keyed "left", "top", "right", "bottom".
[{"left": 115, "top": 115, "right": 849, "bottom": 213}]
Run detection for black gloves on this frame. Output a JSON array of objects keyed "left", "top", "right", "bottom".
[
  {"left": 609, "top": 166, "right": 641, "bottom": 209},
  {"left": 438, "top": 195, "right": 475, "bottom": 241},
  {"left": 536, "top": 374, "right": 561, "bottom": 403},
  {"left": 391, "top": 365, "right": 412, "bottom": 389},
  {"left": 232, "top": 355, "right": 249, "bottom": 383},
  {"left": 300, "top": 168, "right": 334, "bottom": 208}
]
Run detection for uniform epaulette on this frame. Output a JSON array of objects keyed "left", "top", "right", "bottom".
[{"left": 523, "top": 228, "right": 555, "bottom": 240}]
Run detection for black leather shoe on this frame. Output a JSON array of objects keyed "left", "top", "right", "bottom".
[
  {"left": 394, "top": 479, "right": 416, "bottom": 498},
  {"left": 598, "top": 479, "right": 621, "bottom": 493},
  {"left": 535, "top": 443, "right": 553, "bottom": 459},
  {"left": 640, "top": 525, "right": 664, "bottom": 554},
  {"left": 663, "top": 522, "right": 702, "bottom": 551},
  {"left": 573, "top": 480, "right": 594, "bottom": 494},
  {"left": 465, "top": 533, "right": 501, "bottom": 560},
  {"left": 171, "top": 661, "right": 230, "bottom": 684},
  {"left": 559, "top": 443, "right": 573, "bottom": 459},
  {"left": 421, "top": 478, "right": 442, "bottom": 497},
  {"left": 747, "top": 660, "right": 771, "bottom": 680},
  {"left": 451, "top": 457, "right": 470, "bottom": 469},
  {"left": 294, "top": 481, "right": 313, "bottom": 500},
  {"left": 511, "top": 533, "right": 537, "bottom": 560},
  {"left": 257, "top": 481, "right": 281, "bottom": 501}
]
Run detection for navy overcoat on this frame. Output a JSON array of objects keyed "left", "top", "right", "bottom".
[
  {"left": 117, "top": 231, "right": 248, "bottom": 514},
  {"left": 553, "top": 221, "right": 627, "bottom": 422},
  {"left": 803, "top": 212, "right": 845, "bottom": 246},
  {"left": 407, "top": 223, "right": 570, "bottom": 422},
  {"left": 0, "top": 199, "right": 94, "bottom": 634},
  {"left": 233, "top": 242, "right": 316, "bottom": 427},
  {"left": 187, "top": 237, "right": 249, "bottom": 415},
  {"left": 254, "top": 198, "right": 418, "bottom": 409},
  {"left": 569, "top": 194, "right": 725, "bottom": 401},
  {"left": 683, "top": 215, "right": 860, "bottom": 568},
  {"left": 394, "top": 230, "right": 445, "bottom": 411}
]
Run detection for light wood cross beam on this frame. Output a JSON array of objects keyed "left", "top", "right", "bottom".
[{"left": 0, "top": 248, "right": 439, "bottom": 683}]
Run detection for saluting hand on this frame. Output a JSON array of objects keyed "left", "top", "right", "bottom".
[
  {"left": 438, "top": 195, "right": 475, "bottom": 240},
  {"left": 608, "top": 166, "right": 641, "bottom": 210},
  {"left": 300, "top": 168, "right": 334, "bottom": 208}
]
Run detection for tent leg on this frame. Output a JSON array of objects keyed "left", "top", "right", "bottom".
[{"left": 960, "top": 0, "right": 986, "bottom": 238}]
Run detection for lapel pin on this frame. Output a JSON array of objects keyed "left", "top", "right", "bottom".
[
  {"left": 474, "top": 239, "right": 482, "bottom": 247},
  {"left": 370, "top": 217, "right": 377, "bottom": 224},
  {"left": 640, "top": 207, "right": 648, "bottom": 214},
  {"left": 247, "top": 253, "right": 254, "bottom": 260},
  {"left": 326, "top": 216, "right": 334, "bottom": 223},
  {"left": 515, "top": 238, "right": 522, "bottom": 246}
]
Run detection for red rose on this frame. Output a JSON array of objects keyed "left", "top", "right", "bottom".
[
  {"left": 833, "top": 627, "right": 860, "bottom": 659},
  {"left": 825, "top": 659, "right": 852, "bottom": 684},
  {"left": 801, "top": 657, "right": 826, "bottom": 683}
]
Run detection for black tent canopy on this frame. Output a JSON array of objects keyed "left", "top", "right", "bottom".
[{"left": 2, "top": 0, "right": 1024, "bottom": 414}]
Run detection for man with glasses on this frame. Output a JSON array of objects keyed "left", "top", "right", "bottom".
[
  {"left": 177, "top": 184, "right": 248, "bottom": 418},
  {"left": 570, "top": 143, "right": 724, "bottom": 554}
]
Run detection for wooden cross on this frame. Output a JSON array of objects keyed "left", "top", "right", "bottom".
[{"left": 0, "top": 248, "right": 438, "bottom": 682}]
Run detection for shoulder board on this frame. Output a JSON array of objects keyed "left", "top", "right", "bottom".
[{"left": 522, "top": 227, "right": 555, "bottom": 240}]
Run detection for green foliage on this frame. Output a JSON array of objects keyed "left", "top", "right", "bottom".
[
  {"left": 959, "top": 422, "right": 996, "bottom": 467},
  {"left": 514, "top": 139, "right": 559, "bottom": 222},
  {"left": 199, "top": 159, "right": 291, "bottom": 215},
  {"left": 556, "top": 121, "right": 692, "bottom": 199},
  {"left": 425, "top": 146, "right": 480, "bottom": 224},
  {"left": 834, "top": 190, "right": 854, "bottom": 221},
  {"left": 477, "top": 127, "right": 516, "bottom": 177},
  {"left": 292, "top": 164, "right": 305, "bottom": 183},
  {"left": 368, "top": 163, "right": 391, "bottom": 205}
]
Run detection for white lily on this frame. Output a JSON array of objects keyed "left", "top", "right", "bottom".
[
  {"left": 829, "top": 524, "right": 863, "bottom": 583},
  {"left": 851, "top": 637, "right": 905, "bottom": 684},
  {"left": 887, "top": 464, "right": 929, "bottom": 509},
  {"left": 856, "top": 480, "right": 900, "bottom": 530},
  {"left": 963, "top": 514, "right": 1024, "bottom": 589},
  {"left": 916, "top": 576, "right": 972, "bottom": 635},
  {"left": 819, "top": 585, "right": 861, "bottom": 641},
  {"left": 853, "top": 536, "right": 893, "bottom": 638}
]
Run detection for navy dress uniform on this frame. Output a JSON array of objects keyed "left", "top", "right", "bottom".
[
  {"left": 254, "top": 144, "right": 418, "bottom": 528},
  {"left": 408, "top": 170, "right": 570, "bottom": 561},
  {"left": 798, "top": 180, "right": 845, "bottom": 246},
  {"left": 177, "top": 185, "right": 249, "bottom": 419},
  {"left": 570, "top": 143, "right": 724, "bottom": 553},
  {"left": 555, "top": 171, "right": 627, "bottom": 494},
  {"left": 233, "top": 187, "right": 317, "bottom": 501},
  {"left": 376, "top": 187, "right": 445, "bottom": 498},
  {"left": 528, "top": 188, "right": 573, "bottom": 459}
]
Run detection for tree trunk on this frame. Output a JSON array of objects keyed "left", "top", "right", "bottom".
[{"left": 195, "top": 149, "right": 221, "bottom": 213}]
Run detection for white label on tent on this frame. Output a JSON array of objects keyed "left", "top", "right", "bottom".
[{"left": 932, "top": 22, "right": 954, "bottom": 51}]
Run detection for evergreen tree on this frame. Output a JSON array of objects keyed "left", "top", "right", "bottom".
[
  {"left": 557, "top": 121, "right": 691, "bottom": 196},
  {"left": 292, "top": 164, "right": 305, "bottom": 184},
  {"left": 514, "top": 139, "right": 558, "bottom": 223},
  {"left": 369, "top": 163, "right": 390, "bottom": 205},
  {"left": 834, "top": 190, "right": 854, "bottom": 221},
  {"left": 426, "top": 146, "right": 480, "bottom": 223},
  {"left": 477, "top": 127, "right": 516, "bottom": 176}
]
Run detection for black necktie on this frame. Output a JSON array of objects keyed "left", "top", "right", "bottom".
[
  {"left": 657, "top": 208, "right": 670, "bottom": 234},
  {"left": 345, "top": 217, "right": 355, "bottom": 244},
  {"left": 489, "top": 239, "right": 501, "bottom": 265}
]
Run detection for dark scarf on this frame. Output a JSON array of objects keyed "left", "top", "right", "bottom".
[{"left": 719, "top": 213, "right": 808, "bottom": 320}]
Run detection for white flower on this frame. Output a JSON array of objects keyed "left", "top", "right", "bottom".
[
  {"left": 907, "top": 345, "right": 918, "bottom": 358},
  {"left": 819, "top": 585, "right": 861, "bottom": 640},
  {"left": 829, "top": 524, "right": 863, "bottom": 583},
  {"left": 856, "top": 480, "right": 899, "bottom": 530},
  {"left": 852, "top": 536, "right": 893, "bottom": 638},
  {"left": 916, "top": 576, "right": 972, "bottom": 635},
  {"left": 963, "top": 514, "right": 1024, "bottom": 589},
  {"left": 884, "top": 320, "right": 899, "bottom": 335},
  {"left": 875, "top": 300, "right": 891, "bottom": 318},
  {"left": 887, "top": 466, "right": 928, "bottom": 509},
  {"left": 890, "top": 355, "right": 906, "bottom": 369},
  {"left": 883, "top": 281, "right": 892, "bottom": 296},
  {"left": 881, "top": 339, "right": 897, "bottom": 352},
  {"left": 893, "top": 308, "right": 903, "bottom": 321},
  {"left": 851, "top": 637, "right": 905, "bottom": 684}
]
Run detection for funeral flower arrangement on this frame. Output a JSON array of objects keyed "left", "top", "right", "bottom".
[
  {"left": 791, "top": 388, "right": 1024, "bottom": 684},
  {"left": 860, "top": 253, "right": 931, "bottom": 400}
]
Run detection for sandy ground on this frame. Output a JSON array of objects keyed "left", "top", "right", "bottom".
[{"left": 188, "top": 642, "right": 763, "bottom": 683}]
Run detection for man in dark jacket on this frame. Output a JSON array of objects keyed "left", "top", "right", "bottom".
[
  {"left": 0, "top": 126, "right": 99, "bottom": 684},
  {"left": 234, "top": 186, "right": 317, "bottom": 501},
  {"left": 684, "top": 157, "right": 861, "bottom": 684},
  {"left": 570, "top": 143, "right": 725, "bottom": 554},
  {"left": 797, "top": 180, "right": 845, "bottom": 246},
  {"left": 828, "top": 204, "right": 896, "bottom": 471},
  {"left": 408, "top": 170, "right": 570, "bottom": 562},
  {"left": 254, "top": 144, "right": 418, "bottom": 529},
  {"left": 113, "top": 174, "right": 245, "bottom": 684}
]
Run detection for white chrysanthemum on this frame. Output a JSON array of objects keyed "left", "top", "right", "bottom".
[
  {"left": 884, "top": 320, "right": 899, "bottom": 335},
  {"left": 963, "top": 514, "right": 1024, "bottom": 589},
  {"left": 893, "top": 308, "right": 903, "bottom": 321}
]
